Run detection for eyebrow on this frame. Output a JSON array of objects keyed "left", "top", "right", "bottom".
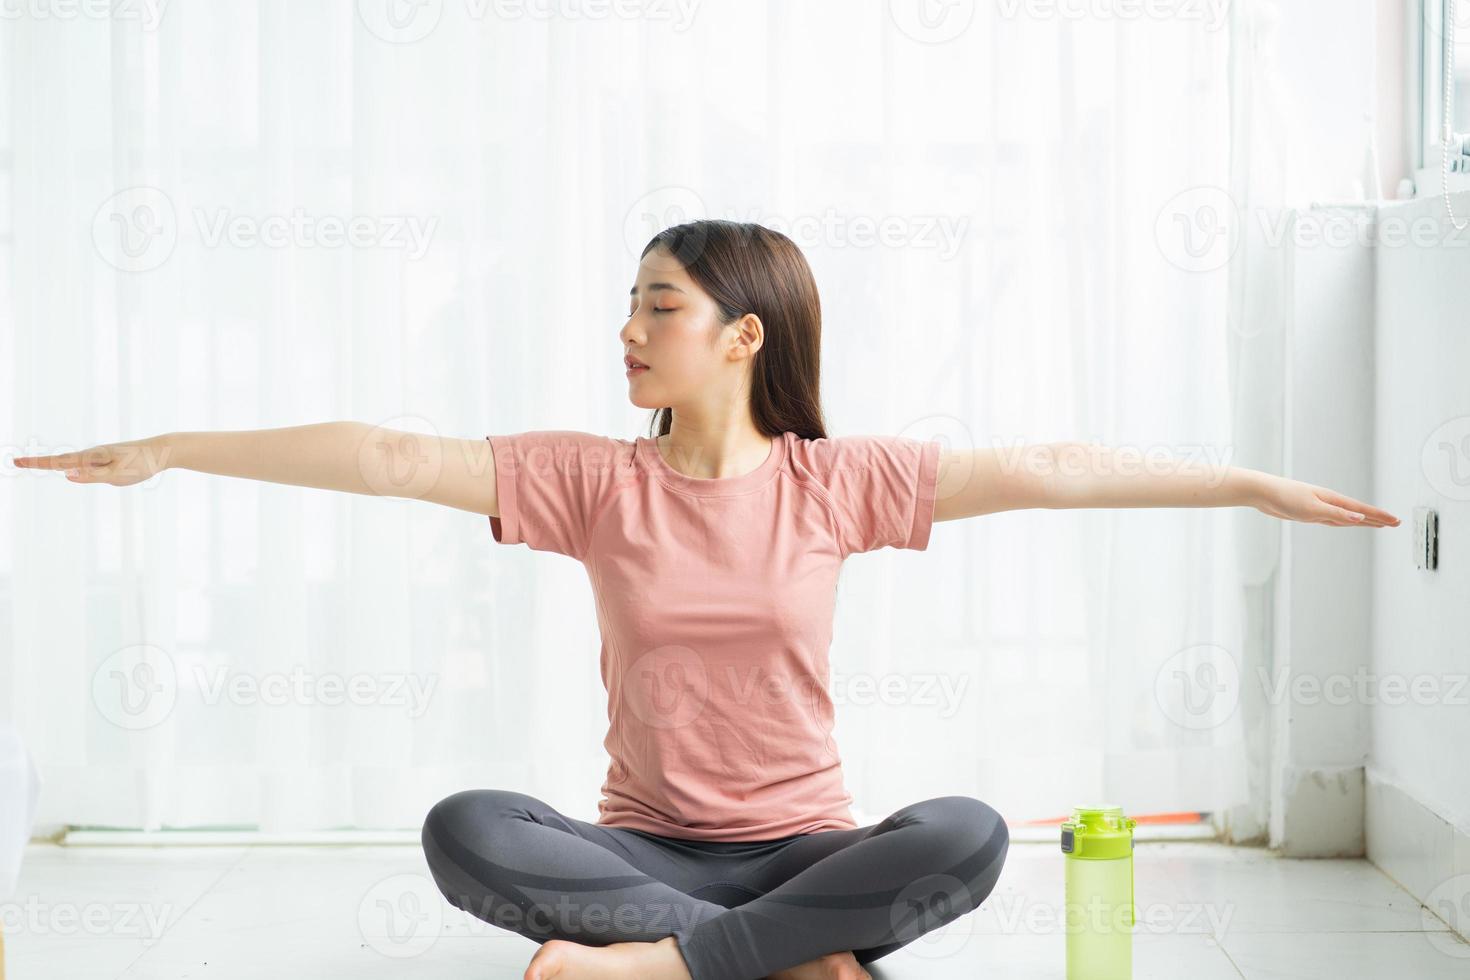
[{"left": 628, "top": 282, "right": 687, "bottom": 297}]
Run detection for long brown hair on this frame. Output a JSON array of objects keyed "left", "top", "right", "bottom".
[{"left": 639, "top": 220, "right": 828, "bottom": 442}]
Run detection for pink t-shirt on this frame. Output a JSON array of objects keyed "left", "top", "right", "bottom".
[{"left": 485, "top": 428, "right": 941, "bottom": 841}]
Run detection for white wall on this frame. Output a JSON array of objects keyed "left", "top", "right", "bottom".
[
  {"left": 1367, "top": 191, "right": 1470, "bottom": 934},
  {"left": 1268, "top": 208, "right": 1377, "bottom": 857}
]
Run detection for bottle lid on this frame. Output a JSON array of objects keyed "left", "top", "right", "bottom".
[{"left": 1059, "top": 804, "right": 1137, "bottom": 860}]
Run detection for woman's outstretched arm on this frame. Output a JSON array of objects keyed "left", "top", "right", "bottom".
[
  {"left": 933, "top": 441, "right": 1399, "bottom": 528},
  {"left": 10, "top": 423, "right": 501, "bottom": 517}
]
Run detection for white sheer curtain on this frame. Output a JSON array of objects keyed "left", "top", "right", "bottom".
[{"left": 1, "top": 0, "right": 1249, "bottom": 832}]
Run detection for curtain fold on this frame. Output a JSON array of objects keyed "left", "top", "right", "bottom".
[{"left": 3, "top": 0, "right": 1251, "bottom": 832}]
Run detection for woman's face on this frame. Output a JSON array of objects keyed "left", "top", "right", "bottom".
[{"left": 619, "top": 246, "right": 756, "bottom": 411}]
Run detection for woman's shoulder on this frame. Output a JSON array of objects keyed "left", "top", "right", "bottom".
[
  {"left": 784, "top": 431, "right": 921, "bottom": 474},
  {"left": 486, "top": 430, "right": 639, "bottom": 480}
]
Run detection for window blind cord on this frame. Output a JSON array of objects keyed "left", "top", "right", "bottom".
[{"left": 1445, "top": 0, "right": 1469, "bottom": 230}]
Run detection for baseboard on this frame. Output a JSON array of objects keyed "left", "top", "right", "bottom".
[
  {"left": 1365, "top": 765, "right": 1470, "bottom": 943},
  {"left": 1275, "top": 764, "right": 1365, "bottom": 857},
  {"left": 53, "top": 823, "right": 1220, "bottom": 847},
  {"left": 59, "top": 829, "right": 422, "bottom": 846}
]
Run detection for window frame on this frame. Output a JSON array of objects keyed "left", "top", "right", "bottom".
[{"left": 1412, "top": 0, "right": 1470, "bottom": 194}]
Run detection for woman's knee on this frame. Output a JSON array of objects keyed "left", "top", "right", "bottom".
[
  {"left": 421, "top": 788, "right": 539, "bottom": 865},
  {"left": 912, "top": 795, "right": 1010, "bottom": 894}
]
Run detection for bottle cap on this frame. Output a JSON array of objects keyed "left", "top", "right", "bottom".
[{"left": 1059, "top": 804, "right": 1137, "bottom": 860}]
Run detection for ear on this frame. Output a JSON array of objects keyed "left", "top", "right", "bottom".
[{"left": 731, "top": 312, "right": 764, "bottom": 360}]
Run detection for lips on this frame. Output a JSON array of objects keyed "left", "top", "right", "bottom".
[{"left": 624, "top": 355, "right": 649, "bottom": 370}]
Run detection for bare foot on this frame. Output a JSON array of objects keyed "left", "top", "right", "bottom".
[
  {"left": 767, "top": 950, "right": 872, "bottom": 980},
  {"left": 523, "top": 935, "right": 692, "bottom": 980}
]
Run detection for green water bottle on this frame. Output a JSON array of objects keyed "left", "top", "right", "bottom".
[{"left": 1060, "top": 804, "right": 1137, "bottom": 980}]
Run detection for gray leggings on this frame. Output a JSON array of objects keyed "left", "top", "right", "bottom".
[{"left": 420, "top": 788, "right": 1009, "bottom": 980}]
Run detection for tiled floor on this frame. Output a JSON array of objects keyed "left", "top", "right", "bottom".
[{"left": 5, "top": 840, "right": 1467, "bottom": 979}]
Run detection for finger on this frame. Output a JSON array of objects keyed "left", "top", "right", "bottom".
[
  {"left": 1318, "top": 490, "right": 1399, "bottom": 525},
  {"left": 1322, "top": 512, "right": 1391, "bottom": 528},
  {"left": 13, "top": 452, "right": 84, "bottom": 470}
]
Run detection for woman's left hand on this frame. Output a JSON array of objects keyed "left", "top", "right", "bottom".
[{"left": 1253, "top": 474, "right": 1400, "bottom": 527}]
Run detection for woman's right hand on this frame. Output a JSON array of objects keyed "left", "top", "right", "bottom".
[{"left": 12, "top": 436, "right": 171, "bottom": 487}]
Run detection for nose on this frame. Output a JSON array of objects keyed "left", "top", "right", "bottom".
[{"left": 619, "top": 316, "right": 641, "bottom": 347}]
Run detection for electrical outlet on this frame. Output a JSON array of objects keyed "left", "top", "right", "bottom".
[{"left": 1414, "top": 507, "right": 1438, "bottom": 570}]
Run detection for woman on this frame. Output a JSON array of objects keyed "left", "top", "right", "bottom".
[{"left": 14, "top": 219, "right": 1398, "bottom": 980}]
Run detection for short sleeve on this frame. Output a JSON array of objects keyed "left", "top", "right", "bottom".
[
  {"left": 485, "top": 430, "right": 634, "bottom": 560},
  {"left": 808, "top": 435, "right": 942, "bottom": 558}
]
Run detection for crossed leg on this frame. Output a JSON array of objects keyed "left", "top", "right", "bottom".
[{"left": 421, "top": 789, "right": 1008, "bottom": 980}]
